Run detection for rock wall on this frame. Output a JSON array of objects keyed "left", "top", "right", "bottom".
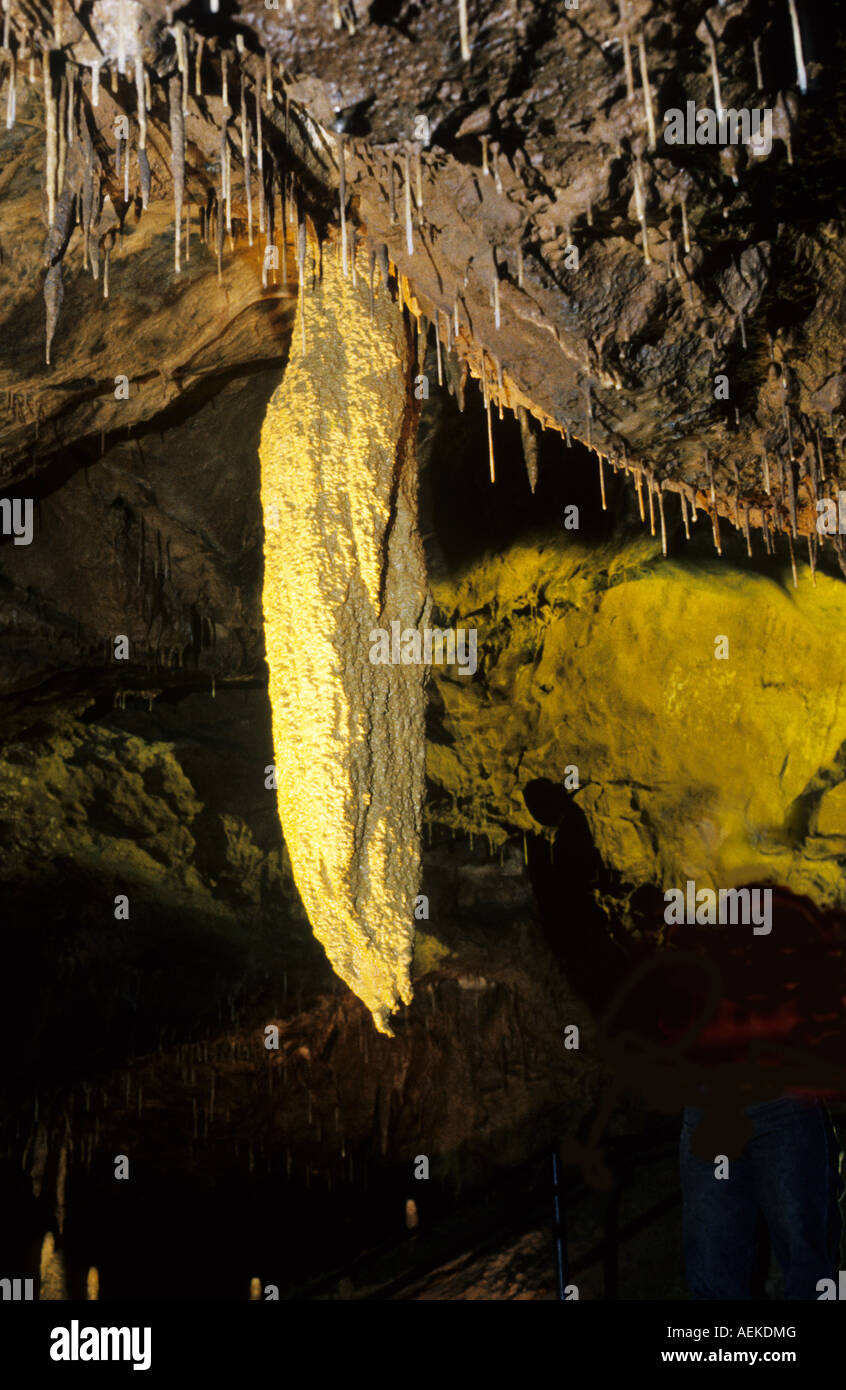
[{"left": 428, "top": 530, "right": 846, "bottom": 909}]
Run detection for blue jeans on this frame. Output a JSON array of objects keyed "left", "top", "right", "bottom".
[{"left": 680, "top": 1097, "right": 843, "bottom": 1300}]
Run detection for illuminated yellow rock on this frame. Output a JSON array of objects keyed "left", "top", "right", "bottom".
[
  {"left": 429, "top": 534, "right": 846, "bottom": 908},
  {"left": 260, "top": 248, "right": 429, "bottom": 1033}
]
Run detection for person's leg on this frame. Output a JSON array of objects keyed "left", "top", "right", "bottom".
[
  {"left": 680, "top": 1106, "right": 761, "bottom": 1299},
  {"left": 748, "top": 1097, "right": 843, "bottom": 1300}
]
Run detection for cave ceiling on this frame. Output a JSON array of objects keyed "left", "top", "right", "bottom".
[{"left": 1, "top": 0, "right": 844, "bottom": 557}]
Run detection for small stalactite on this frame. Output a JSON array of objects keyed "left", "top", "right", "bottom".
[
  {"left": 337, "top": 132, "right": 347, "bottom": 277},
  {"left": 620, "top": 4, "right": 635, "bottom": 101},
  {"left": 4, "top": 47, "right": 15, "bottom": 130},
  {"left": 632, "top": 155, "right": 650, "bottom": 264},
  {"left": 216, "top": 136, "right": 225, "bottom": 283},
  {"left": 255, "top": 71, "right": 264, "bottom": 234},
  {"left": 753, "top": 35, "right": 764, "bottom": 90},
  {"left": 169, "top": 74, "right": 184, "bottom": 273},
  {"left": 657, "top": 483, "right": 667, "bottom": 555},
  {"left": 195, "top": 32, "right": 204, "bottom": 97},
  {"left": 680, "top": 489, "right": 690, "bottom": 540},
  {"left": 240, "top": 74, "right": 252, "bottom": 246},
  {"left": 481, "top": 353, "right": 495, "bottom": 483},
  {"left": 635, "top": 468, "right": 645, "bottom": 522},
  {"left": 703, "top": 23, "right": 724, "bottom": 118},
  {"left": 518, "top": 405, "right": 538, "bottom": 494},
  {"left": 636, "top": 34, "right": 656, "bottom": 149},
  {"left": 787, "top": 530, "right": 798, "bottom": 588},
  {"left": 403, "top": 148, "right": 414, "bottom": 255},
  {"left": 457, "top": 0, "right": 471, "bottom": 61},
  {"left": 787, "top": 0, "right": 808, "bottom": 94},
  {"left": 175, "top": 21, "right": 189, "bottom": 118},
  {"left": 43, "top": 51, "right": 57, "bottom": 230}
]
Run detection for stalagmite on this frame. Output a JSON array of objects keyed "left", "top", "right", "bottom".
[
  {"left": 787, "top": 0, "right": 807, "bottom": 94},
  {"left": 260, "top": 250, "right": 430, "bottom": 1034},
  {"left": 637, "top": 35, "right": 656, "bottom": 149},
  {"left": 403, "top": 149, "right": 413, "bottom": 255},
  {"left": 169, "top": 74, "right": 184, "bottom": 273},
  {"left": 39, "top": 1232, "right": 67, "bottom": 1301}
]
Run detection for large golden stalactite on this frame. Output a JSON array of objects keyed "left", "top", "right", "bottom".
[{"left": 260, "top": 246, "right": 430, "bottom": 1034}]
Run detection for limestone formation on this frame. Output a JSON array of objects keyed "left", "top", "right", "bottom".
[{"left": 260, "top": 248, "right": 430, "bottom": 1034}]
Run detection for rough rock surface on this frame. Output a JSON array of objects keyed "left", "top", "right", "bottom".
[
  {"left": 428, "top": 528, "right": 846, "bottom": 909},
  {"left": 260, "top": 248, "right": 430, "bottom": 1032},
  {"left": 2, "top": 1, "right": 845, "bottom": 552}
]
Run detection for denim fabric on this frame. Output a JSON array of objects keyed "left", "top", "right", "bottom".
[{"left": 680, "top": 1097, "right": 843, "bottom": 1300}]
